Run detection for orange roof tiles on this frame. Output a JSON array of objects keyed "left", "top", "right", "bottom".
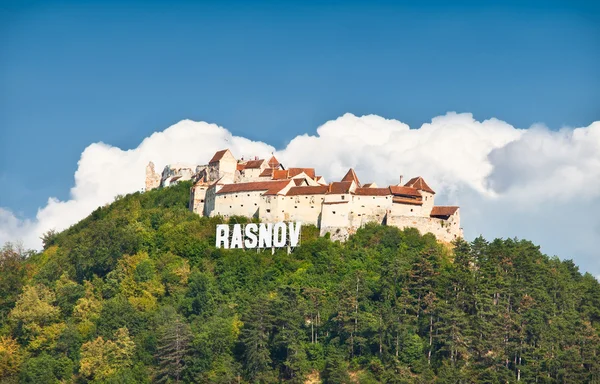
[
  {"left": 237, "top": 163, "right": 246, "bottom": 171},
  {"left": 288, "top": 168, "right": 316, "bottom": 179},
  {"left": 327, "top": 181, "right": 353, "bottom": 194},
  {"left": 404, "top": 176, "right": 435, "bottom": 194},
  {"left": 268, "top": 155, "right": 280, "bottom": 168},
  {"left": 244, "top": 159, "right": 265, "bottom": 169},
  {"left": 259, "top": 168, "right": 273, "bottom": 177},
  {"left": 209, "top": 149, "right": 229, "bottom": 164},
  {"left": 341, "top": 168, "right": 361, "bottom": 186},
  {"left": 272, "top": 169, "right": 289, "bottom": 180},
  {"left": 430, "top": 206, "right": 458, "bottom": 218},
  {"left": 389, "top": 186, "right": 421, "bottom": 197},
  {"left": 217, "top": 180, "right": 290, "bottom": 195},
  {"left": 286, "top": 185, "right": 329, "bottom": 196},
  {"left": 354, "top": 187, "right": 390, "bottom": 196}
]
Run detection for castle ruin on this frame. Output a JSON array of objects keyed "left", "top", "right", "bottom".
[{"left": 145, "top": 149, "right": 463, "bottom": 243}]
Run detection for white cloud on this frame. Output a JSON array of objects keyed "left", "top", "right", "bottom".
[{"left": 1, "top": 113, "right": 599, "bottom": 276}]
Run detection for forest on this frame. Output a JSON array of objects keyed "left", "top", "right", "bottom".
[{"left": 1, "top": 180, "right": 599, "bottom": 383}]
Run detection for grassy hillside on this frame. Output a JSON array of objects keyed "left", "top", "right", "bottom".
[{"left": 1, "top": 181, "right": 599, "bottom": 383}]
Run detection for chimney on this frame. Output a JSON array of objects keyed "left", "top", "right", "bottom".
[
  {"left": 399, "top": 175, "right": 403, "bottom": 185},
  {"left": 255, "top": 156, "right": 258, "bottom": 160}
]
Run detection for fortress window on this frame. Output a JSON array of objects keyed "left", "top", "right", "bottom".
[
  {"left": 241, "top": 204, "right": 243, "bottom": 207},
  {"left": 201, "top": 199, "right": 204, "bottom": 203},
  {"left": 311, "top": 206, "right": 314, "bottom": 208},
  {"left": 410, "top": 209, "right": 413, "bottom": 212},
  {"left": 255, "top": 203, "right": 257, "bottom": 206},
  {"left": 332, "top": 211, "right": 336, "bottom": 214},
  {"left": 373, "top": 197, "right": 375, "bottom": 199},
  {"left": 294, "top": 206, "right": 297, "bottom": 209},
  {"left": 230, "top": 206, "right": 232, "bottom": 208},
  {"left": 266, "top": 209, "right": 271, "bottom": 213},
  {"left": 341, "top": 196, "right": 345, "bottom": 200},
  {"left": 247, "top": 194, "right": 250, "bottom": 196}
]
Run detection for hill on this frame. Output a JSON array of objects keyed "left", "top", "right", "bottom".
[{"left": 1, "top": 181, "right": 599, "bottom": 383}]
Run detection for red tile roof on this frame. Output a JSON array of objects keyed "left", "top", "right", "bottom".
[
  {"left": 327, "top": 181, "right": 353, "bottom": 194},
  {"left": 392, "top": 197, "right": 423, "bottom": 206},
  {"left": 244, "top": 159, "right": 265, "bottom": 169},
  {"left": 217, "top": 180, "right": 290, "bottom": 195},
  {"left": 430, "top": 206, "right": 459, "bottom": 218},
  {"left": 362, "top": 183, "right": 374, "bottom": 188},
  {"left": 323, "top": 201, "right": 349, "bottom": 205},
  {"left": 404, "top": 176, "right": 435, "bottom": 194},
  {"left": 237, "top": 163, "right": 246, "bottom": 171},
  {"left": 272, "top": 169, "right": 289, "bottom": 179},
  {"left": 341, "top": 168, "right": 361, "bottom": 186},
  {"left": 209, "top": 149, "right": 230, "bottom": 164},
  {"left": 389, "top": 186, "right": 421, "bottom": 198},
  {"left": 268, "top": 155, "right": 280, "bottom": 168},
  {"left": 286, "top": 185, "right": 329, "bottom": 196},
  {"left": 289, "top": 168, "right": 316, "bottom": 179},
  {"left": 259, "top": 168, "right": 273, "bottom": 177},
  {"left": 354, "top": 187, "right": 390, "bottom": 196}
]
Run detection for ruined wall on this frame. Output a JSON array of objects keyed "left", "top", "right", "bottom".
[
  {"left": 145, "top": 162, "right": 161, "bottom": 191},
  {"left": 189, "top": 184, "right": 208, "bottom": 214},
  {"left": 387, "top": 215, "right": 462, "bottom": 243}
]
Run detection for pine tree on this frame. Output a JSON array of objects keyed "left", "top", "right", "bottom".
[{"left": 156, "top": 318, "right": 192, "bottom": 383}]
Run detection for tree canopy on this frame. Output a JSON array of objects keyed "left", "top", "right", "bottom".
[{"left": 0, "top": 181, "right": 599, "bottom": 383}]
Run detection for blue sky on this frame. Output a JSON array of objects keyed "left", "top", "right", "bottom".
[{"left": 1, "top": 0, "right": 599, "bottom": 218}]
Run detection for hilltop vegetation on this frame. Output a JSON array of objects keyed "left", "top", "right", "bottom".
[{"left": 1, "top": 181, "right": 599, "bottom": 383}]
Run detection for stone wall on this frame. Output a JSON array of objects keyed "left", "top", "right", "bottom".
[
  {"left": 387, "top": 214, "right": 462, "bottom": 243},
  {"left": 145, "top": 162, "right": 161, "bottom": 191}
]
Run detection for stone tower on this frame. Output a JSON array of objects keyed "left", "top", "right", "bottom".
[{"left": 145, "top": 161, "right": 161, "bottom": 191}]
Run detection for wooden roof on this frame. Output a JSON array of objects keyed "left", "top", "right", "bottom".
[
  {"left": 327, "top": 181, "right": 353, "bottom": 194},
  {"left": 341, "top": 168, "right": 361, "bottom": 186},
  {"left": 217, "top": 180, "right": 290, "bottom": 195},
  {"left": 404, "top": 176, "right": 435, "bottom": 194},
  {"left": 430, "top": 206, "right": 459, "bottom": 218},
  {"left": 244, "top": 159, "right": 265, "bottom": 169},
  {"left": 286, "top": 185, "right": 329, "bottom": 196},
  {"left": 208, "top": 149, "right": 230, "bottom": 164},
  {"left": 354, "top": 187, "right": 390, "bottom": 196},
  {"left": 389, "top": 185, "right": 421, "bottom": 198}
]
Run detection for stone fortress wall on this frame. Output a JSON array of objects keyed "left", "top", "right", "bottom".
[{"left": 145, "top": 149, "right": 463, "bottom": 243}]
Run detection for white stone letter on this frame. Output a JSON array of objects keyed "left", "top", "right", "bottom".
[
  {"left": 259, "top": 223, "right": 273, "bottom": 248},
  {"left": 245, "top": 223, "right": 259, "bottom": 248},
  {"left": 230, "top": 224, "right": 243, "bottom": 249},
  {"left": 273, "top": 222, "right": 287, "bottom": 247},
  {"left": 289, "top": 222, "right": 301, "bottom": 247},
  {"left": 215, "top": 224, "right": 229, "bottom": 248}
]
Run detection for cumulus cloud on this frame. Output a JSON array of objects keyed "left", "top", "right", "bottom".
[{"left": 1, "top": 113, "right": 599, "bottom": 275}]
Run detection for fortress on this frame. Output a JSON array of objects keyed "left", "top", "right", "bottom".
[{"left": 145, "top": 149, "right": 463, "bottom": 242}]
